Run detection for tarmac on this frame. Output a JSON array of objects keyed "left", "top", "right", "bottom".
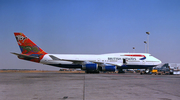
[{"left": 0, "top": 72, "right": 180, "bottom": 100}]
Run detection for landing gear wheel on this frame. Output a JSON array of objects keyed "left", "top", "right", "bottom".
[{"left": 118, "top": 69, "right": 125, "bottom": 73}]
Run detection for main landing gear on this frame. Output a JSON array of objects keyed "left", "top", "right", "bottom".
[{"left": 118, "top": 69, "right": 125, "bottom": 73}]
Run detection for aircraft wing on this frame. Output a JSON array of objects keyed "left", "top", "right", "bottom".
[
  {"left": 11, "top": 52, "right": 39, "bottom": 59},
  {"left": 49, "top": 55, "right": 97, "bottom": 63},
  {"left": 49, "top": 55, "right": 123, "bottom": 66}
]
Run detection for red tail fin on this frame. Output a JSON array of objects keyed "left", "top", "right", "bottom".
[{"left": 14, "top": 33, "right": 47, "bottom": 62}]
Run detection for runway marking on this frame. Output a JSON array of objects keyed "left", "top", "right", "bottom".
[
  {"left": 150, "top": 78, "right": 163, "bottom": 80},
  {"left": 83, "top": 74, "right": 86, "bottom": 100}
]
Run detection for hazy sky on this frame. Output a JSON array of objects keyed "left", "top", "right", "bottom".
[{"left": 0, "top": 0, "right": 180, "bottom": 70}]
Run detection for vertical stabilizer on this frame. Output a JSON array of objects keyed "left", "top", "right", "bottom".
[{"left": 14, "top": 33, "right": 47, "bottom": 62}]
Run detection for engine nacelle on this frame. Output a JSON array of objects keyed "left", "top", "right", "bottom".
[
  {"left": 82, "top": 63, "right": 98, "bottom": 70},
  {"left": 102, "top": 65, "right": 116, "bottom": 71},
  {"left": 118, "top": 65, "right": 128, "bottom": 69}
]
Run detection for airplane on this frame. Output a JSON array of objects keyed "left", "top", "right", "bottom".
[{"left": 11, "top": 33, "right": 162, "bottom": 73}]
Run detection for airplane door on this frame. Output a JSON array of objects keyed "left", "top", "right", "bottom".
[{"left": 123, "top": 59, "right": 127, "bottom": 64}]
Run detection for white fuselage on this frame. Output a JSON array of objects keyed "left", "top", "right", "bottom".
[{"left": 40, "top": 53, "right": 161, "bottom": 69}]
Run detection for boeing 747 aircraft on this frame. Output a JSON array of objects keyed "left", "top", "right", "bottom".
[{"left": 11, "top": 33, "right": 162, "bottom": 73}]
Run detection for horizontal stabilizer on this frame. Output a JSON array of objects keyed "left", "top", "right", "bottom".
[{"left": 11, "top": 52, "right": 39, "bottom": 59}]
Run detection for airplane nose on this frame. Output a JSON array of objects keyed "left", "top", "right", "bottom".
[
  {"left": 157, "top": 59, "right": 162, "bottom": 64},
  {"left": 153, "top": 57, "right": 162, "bottom": 65}
]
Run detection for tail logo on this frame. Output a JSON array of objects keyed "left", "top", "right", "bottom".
[
  {"left": 15, "top": 35, "right": 27, "bottom": 45},
  {"left": 124, "top": 54, "right": 146, "bottom": 60},
  {"left": 20, "top": 46, "right": 40, "bottom": 54}
]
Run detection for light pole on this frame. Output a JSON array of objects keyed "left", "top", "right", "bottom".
[
  {"left": 144, "top": 41, "right": 147, "bottom": 53},
  {"left": 133, "top": 47, "right": 135, "bottom": 53},
  {"left": 146, "top": 32, "right": 150, "bottom": 53}
]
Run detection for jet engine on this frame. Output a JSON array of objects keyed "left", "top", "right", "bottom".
[
  {"left": 82, "top": 63, "right": 98, "bottom": 70},
  {"left": 102, "top": 65, "right": 116, "bottom": 71}
]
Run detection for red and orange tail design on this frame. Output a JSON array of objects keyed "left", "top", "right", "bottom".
[{"left": 14, "top": 33, "right": 47, "bottom": 62}]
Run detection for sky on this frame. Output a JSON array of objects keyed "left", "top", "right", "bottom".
[{"left": 0, "top": 0, "right": 180, "bottom": 70}]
